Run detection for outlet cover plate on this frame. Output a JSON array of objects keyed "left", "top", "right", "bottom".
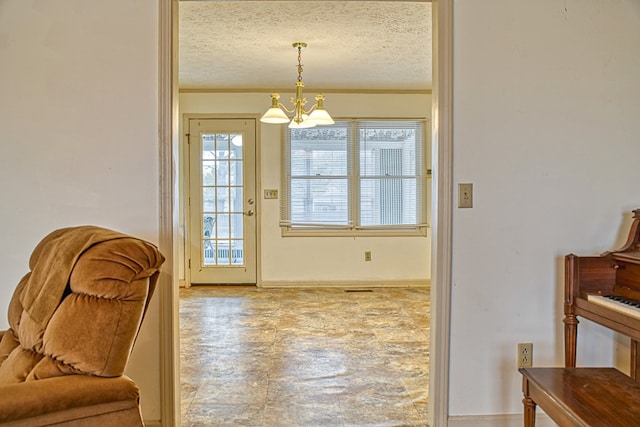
[{"left": 518, "top": 343, "right": 533, "bottom": 368}]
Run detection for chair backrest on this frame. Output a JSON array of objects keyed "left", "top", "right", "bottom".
[{"left": 0, "top": 227, "right": 164, "bottom": 383}]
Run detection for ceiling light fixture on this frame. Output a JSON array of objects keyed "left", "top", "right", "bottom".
[{"left": 260, "top": 42, "right": 334, "bottom": 129}]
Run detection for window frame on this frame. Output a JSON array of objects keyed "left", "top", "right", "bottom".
[{"left": 280, "top": 118, "right": 431, "bottom": 237}]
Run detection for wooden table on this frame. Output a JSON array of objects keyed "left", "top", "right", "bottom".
[{"left": 520, "top": 367, "right": 640, "bottom": 426}]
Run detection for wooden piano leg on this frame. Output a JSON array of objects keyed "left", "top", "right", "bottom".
[
  {"left": 632, "top": 340, "right": 637, "bottom": 380},
  {"left": 564, "top": 313, "right": 579, "bottom": 367}
]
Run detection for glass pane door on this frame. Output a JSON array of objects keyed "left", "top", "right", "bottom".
[{"left": 189, "top": 119, "right": 256, "bottom": 284}]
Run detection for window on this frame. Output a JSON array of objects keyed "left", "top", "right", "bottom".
[{"left": 281, "top": 120, "right": 429, "bottom": 236}]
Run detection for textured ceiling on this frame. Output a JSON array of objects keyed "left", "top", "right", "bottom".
[{"left": 179, "top": 1, "right": 432, "bottom": 92}]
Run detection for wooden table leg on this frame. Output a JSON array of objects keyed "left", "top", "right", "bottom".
[
  {"left": 523, "top": 396, "right": 536, "bottom": 427},
  {"left": 522, "top": 376, "right": 536, "bottom": 427}
]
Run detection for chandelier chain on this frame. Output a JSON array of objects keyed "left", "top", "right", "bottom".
[{"left": 296, "top": 45, "right": 304, "bottom": 83}]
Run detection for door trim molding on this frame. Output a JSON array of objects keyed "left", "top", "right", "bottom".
[
  {"left": 429, "top": 0, "right": 453, "bottom": 426},
  {"left": 158, "top": 0, "right": 179, "bottom": 426}
]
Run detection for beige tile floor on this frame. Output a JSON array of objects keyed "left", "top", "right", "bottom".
[{"left": 180, "top": 286, "right": 429, "bottom": 427}]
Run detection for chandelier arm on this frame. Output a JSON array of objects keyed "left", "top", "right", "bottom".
[
  {"left": 302, "top": 105, "right": 317, "bottom": 115},
  {"left": 278, "top": 103, "right": 296, "bottom": 114}
]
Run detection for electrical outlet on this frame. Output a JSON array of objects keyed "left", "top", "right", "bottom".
[
  {"left": 518, "top": 343, "right": 533, "bottom": 368},
  {"left": 364, "top": 251, "right": 372, "bottom": 261}
]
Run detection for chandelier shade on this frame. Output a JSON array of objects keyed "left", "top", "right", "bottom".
[
  {"left": 260, "top": 42, "right": 334, "bottom": 129},
  {"left": 306, "top": 95, "right": 334, "bottom": 125},
  {"left": 288, "top": 114, "right": 315, "bottom": 129},
  {"left": 261, "top": 94, "right": 290, "bottom": 124}
]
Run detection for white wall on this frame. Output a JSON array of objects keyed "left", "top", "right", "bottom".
[
  {"left": 0, "top": 1, "right": 162, "bottom": 422},
  {"left": 450, "top": 0, "right": 640, "bottom": 417},
  {"left": 180, "top": 92, "right": 431, "bottom": 285}
]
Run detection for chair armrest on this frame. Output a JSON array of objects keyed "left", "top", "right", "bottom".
[{"left": 0, "top": 375, "right": 140, "bottom": 423}]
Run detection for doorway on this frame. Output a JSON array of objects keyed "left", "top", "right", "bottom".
[
  {"left": 159, "top": 2, "right": 454, "bottom": 427},
  {"left": 186, "top": 118, "right": 257, "bottom": 284}
]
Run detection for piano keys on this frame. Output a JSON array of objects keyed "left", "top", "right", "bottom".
[
  {"left": 564, "top": 208, "right": 640, "bottom": 378},
  {"left": 587, "top": 294, "right": 640, "bottom": 321}
]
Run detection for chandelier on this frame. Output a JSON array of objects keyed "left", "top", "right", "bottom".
[{"left": 260, "top": 42, "right": 335, "bottom": 129}]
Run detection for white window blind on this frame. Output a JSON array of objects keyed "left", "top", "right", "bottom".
[{"left": 281, "top": 120, "right": 428, "bottom": 233}]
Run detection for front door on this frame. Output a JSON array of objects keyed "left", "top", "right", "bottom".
[{"left": 188, "top": 118, "right": 256, "bottom": 284}]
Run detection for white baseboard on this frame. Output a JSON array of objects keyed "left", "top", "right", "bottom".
[
  {"left": 448, "top": 413, "right": 554, "bottom": 427},
  {"left": 258, "top": 279, "right": 430, "bottom": 289},
  {"left": 149, "top": 413, "right": 548, "bottom": 427}
]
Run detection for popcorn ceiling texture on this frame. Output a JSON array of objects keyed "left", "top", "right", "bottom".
[{"left": 179, "top": 1, "right": 432, "bottom": 91}]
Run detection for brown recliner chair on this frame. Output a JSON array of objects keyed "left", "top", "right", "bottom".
[{"left": 0, "top": 226, "right": 165, "bottom": 426}]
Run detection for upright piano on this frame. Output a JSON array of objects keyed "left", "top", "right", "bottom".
[{"left": 565, "top": 208, "right": 640, "bottom": 377}]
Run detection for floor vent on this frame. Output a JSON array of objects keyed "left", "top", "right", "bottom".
[{"left": 344, "top": 289, "right": 374, "bottom": 293}]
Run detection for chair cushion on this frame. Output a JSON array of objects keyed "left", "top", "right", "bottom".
[{"left": 0, "top": 374, "right": 142, "bottom": 424}]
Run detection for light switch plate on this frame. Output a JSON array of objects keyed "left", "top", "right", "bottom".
[
  {"left": 458, "top": 183, "right": 473, "bottom": 208},
  {"left": 264, "top": 189, "right": 278, "bottom": 199}
]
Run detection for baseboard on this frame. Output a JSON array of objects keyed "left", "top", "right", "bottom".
[
  {"left": 179, "top": 279, "right": 188, "bottom": 288},
  {"left": 448, "top": 413, "right": 554, "bottom": 427},
  {"left": 258, "top": 279, "right": 429, "bottom": 289},
  {"left": 143, "top": 420, "right": 161, "bottom": 427}
]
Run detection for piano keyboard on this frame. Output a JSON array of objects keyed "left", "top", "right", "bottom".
[{"left": 587, "top": 294, "right": 640, "bottom": 320}]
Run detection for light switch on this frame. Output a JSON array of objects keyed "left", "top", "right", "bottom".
[
  {"left": 458, "top": 183, "right": 473, "bottom": 208},
  {"left": 264, "top": 189, "right": 278, "bottom": 199}
]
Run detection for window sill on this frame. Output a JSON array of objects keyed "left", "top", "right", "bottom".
[{"left": 280, "top": 225, "right": 429, "bottom": 238}]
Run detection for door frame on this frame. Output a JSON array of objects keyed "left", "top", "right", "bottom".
[
  {"left": 183, "top": 114, "right": 262, "bottom": 286},
  {"left": 158, "top": 1, "right": 453, "bottom": 426}
]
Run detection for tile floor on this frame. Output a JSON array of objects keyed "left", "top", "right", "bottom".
[{"left": 180, "top": 286, "right": 429, "bottom": 427}]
